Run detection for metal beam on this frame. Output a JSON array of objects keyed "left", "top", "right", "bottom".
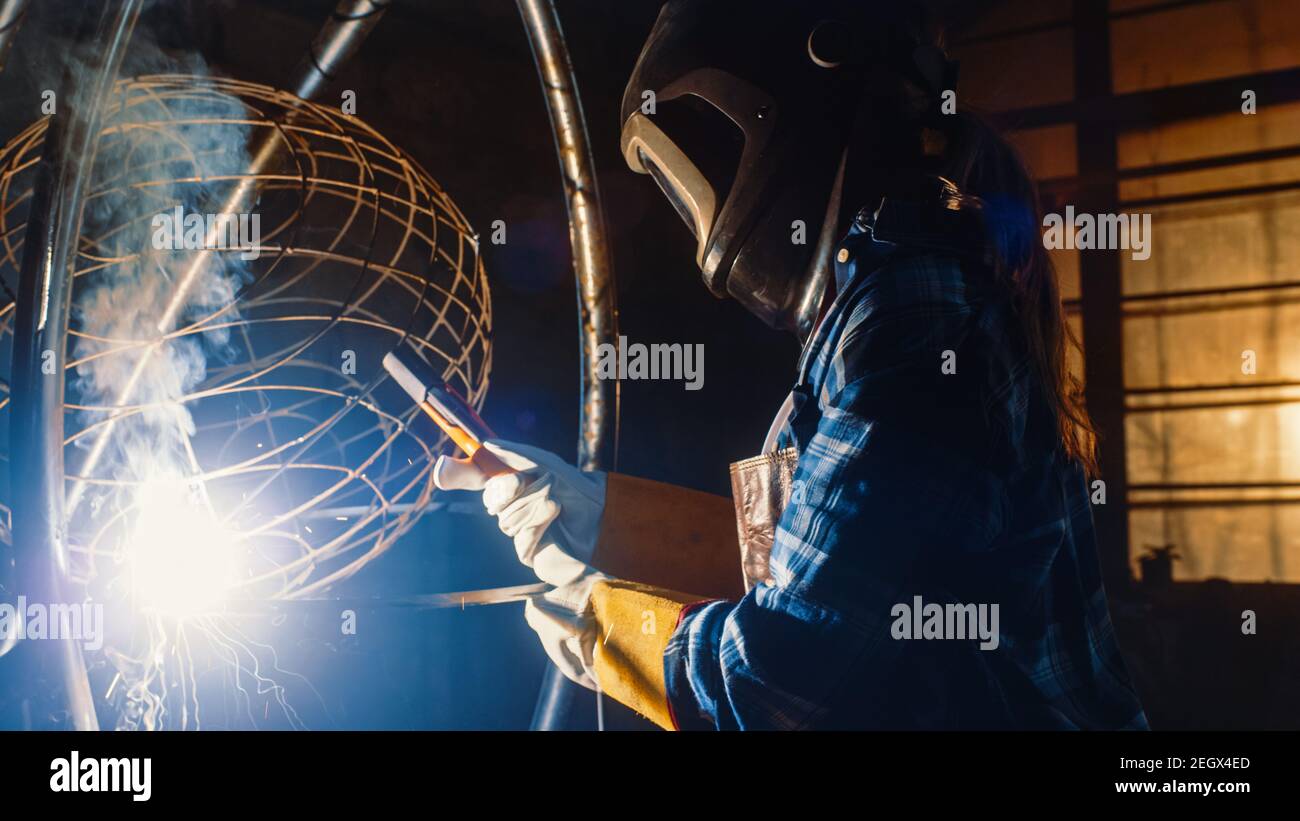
[
  {"left": 1121, "top": 180, "right": 1300, "bottom": 210},
  {"left": 999, "top": 65, "right": 1300, "bottom": 132},
  {"left": 1128, "top": 379, "right": 1300, "bottom": 395},
  {"left": 1072, "top": 0, "right": 1133, "bottom": 593},
  {"left": 951, "top": 0, "right": 1231, "bottom": 48},
  {"left": 1041, "top": 144, "right": 1300, "bottom": 201}
]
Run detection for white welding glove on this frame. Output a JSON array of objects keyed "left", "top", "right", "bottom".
[
  {"left": 522, "top": 579, "right": 602, "bottom": 690},
  {"left": 434, "top": 439, "right": 608, "bottom": 690}
]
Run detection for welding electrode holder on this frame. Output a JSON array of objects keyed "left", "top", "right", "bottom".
[
  {"left": 384, "top": 346, "right": 745, "bottom": 599},
  {"left": 382, "top": 348, "right": 511, "bottom": 477}
]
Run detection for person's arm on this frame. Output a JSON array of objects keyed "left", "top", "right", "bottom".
[
  {"left": 433, "top": 441, "right": 737, "bottom": 725},
  {"left": 584, "top": 377, "right": 1001, "bottom": 730},
  {"left": 435, "top": 258, "right": 1006, "bottom": 729},
  {"left": 586, "top": 580, "right": 711, "bottom": 729},
  {"left": 660, "top": 261, "right": 1008, "bottom": 729}
]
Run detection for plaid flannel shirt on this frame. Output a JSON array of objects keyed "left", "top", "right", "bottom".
[{"left": 663, "top": 208, "right": 1148, "bottom": 730}]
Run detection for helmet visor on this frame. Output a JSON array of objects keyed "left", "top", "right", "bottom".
[{"left": 622, "top": 94, "right": 745, "bottom": 267}]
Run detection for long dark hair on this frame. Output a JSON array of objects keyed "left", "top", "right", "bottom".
[
  {"left": 840, "top": 3, "right": 1097, "bottom": 474},
  {"left": 938, "top": 112, "right": 1099, "bottom": 476}
]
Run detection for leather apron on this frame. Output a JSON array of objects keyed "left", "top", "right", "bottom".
[{"left": 728, "top": 392, "right": 798, "bottom": 592}]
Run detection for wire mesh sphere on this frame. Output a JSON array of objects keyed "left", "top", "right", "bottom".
[{"left": 0, "top": 74, "right": 492, "bottom": 607}]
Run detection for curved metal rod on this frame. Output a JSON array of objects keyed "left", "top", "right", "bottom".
[
  {"left": 0, "top": 0, "right": 31, "bottom": 77},
  {"left": 517, "top": 0, "right": 620, "bottom": 473},
  {"left": 517, "top": 0, "right": 621, "bottom": 731},
  {"left": 7, "top": 0, "right": 146, "bottom": 729},
  {"left": 0, "top": 0, "right": 34, "bottom": 662}
]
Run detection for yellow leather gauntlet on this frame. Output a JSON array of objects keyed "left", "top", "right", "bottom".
[{"left": 589, "top": 579, "right": 710, "bottom": 730}]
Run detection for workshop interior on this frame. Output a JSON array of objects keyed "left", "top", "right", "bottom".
[{"left": 0, "top": 0, "right": 1297, "bottom": 733}]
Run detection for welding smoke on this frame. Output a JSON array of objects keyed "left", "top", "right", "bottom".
[{"left": 63, "top": 32, "right": 254, "bottom": 501}]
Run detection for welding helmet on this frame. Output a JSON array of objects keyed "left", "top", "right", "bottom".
[{"left": 621, "top": 0, "right": 955, "bottom": 336}]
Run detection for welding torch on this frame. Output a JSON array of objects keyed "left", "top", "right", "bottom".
[
  {"left": 382, "top": 346, "right": 512, "bottom": 479},
  {"left": 305, "top": 344, "right": 552, "bottom": 610},
  {"left": 383, "top": 343, "right": 747, "bottom": 604}
]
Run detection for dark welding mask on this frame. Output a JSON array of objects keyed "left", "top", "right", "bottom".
[{"left": 621, "top": 0, "right": 954, "bottom": 336}]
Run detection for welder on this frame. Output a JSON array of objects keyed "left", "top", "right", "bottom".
[{"left": 436, "top": 0, "right": 1148, "bottom": 730}]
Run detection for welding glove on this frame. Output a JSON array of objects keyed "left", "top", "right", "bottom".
[
  {"left": 434, "top": 442, "right": 718, "bottom": 717},
  {"left": 522, "top": 578, "right": 602, "bottom": 690},
  {"left": 434, "top": 439, "right": 608, "bottom": 690},
  {"left": 433, "top": 439, "right": 607, "bottom": 589}
]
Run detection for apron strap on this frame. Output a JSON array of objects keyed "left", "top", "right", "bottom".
[{"left": 762, "top": 390, "right": 798, "bottom": 454}]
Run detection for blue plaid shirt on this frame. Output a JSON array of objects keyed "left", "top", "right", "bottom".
[{"left": 664, "top": 211, "right": 1148, "bottom": 730}]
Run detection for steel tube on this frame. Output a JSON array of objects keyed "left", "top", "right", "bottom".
[
  {"left": 517, "top": 0, "right": 621, "bottom": 731},
  {"left": 0, "top": 0, "right": 32, "bottom": 663},
  {"left": 291, "top": 0, "right": 392, "bottom": 102},
  {"left": 7, "top": 0, "right": 145, "bottom": 729},
  {"left": 517, "top": 0, "right": 620, "bottom": 473},
  {"left": 0, "top": 0, "right": 30, "bottom": 76}
]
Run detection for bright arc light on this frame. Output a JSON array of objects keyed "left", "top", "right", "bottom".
[{"left": 127, "top": 478, "right": 238, "bottom": 618}]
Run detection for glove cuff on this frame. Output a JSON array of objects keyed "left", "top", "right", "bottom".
[
  {"left": 591, "top": 473, "right": 745, "bottom": 599},
  {"left": 589, "top": 579, "right": 710, "bottom": 730}
]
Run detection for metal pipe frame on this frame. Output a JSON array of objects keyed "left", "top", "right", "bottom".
[
  {"left": 290, "top": 0, "right": 392, "bottom": 102},
  {"left": 517, "top": 0, "right": 621, "bottom": 731},
  {"left": 9, "top": 0, "right": 146, "bottom": 731},
  {"left": 0, "top": 0, "right": 39, "bottom": 665},
  {"left": 5, "top": 0, "right": 615, "bottom": 733},
  {"left": 0, "top": 0, "right": 31, "bottom": 75}
]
